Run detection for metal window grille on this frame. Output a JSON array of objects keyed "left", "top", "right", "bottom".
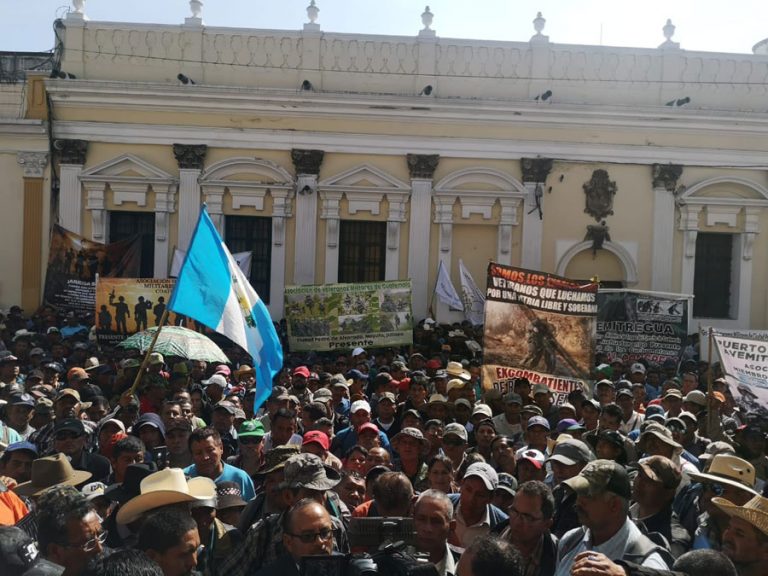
[
  {"left": 224, "top": 215, "right": 272, "bottom": 303},
  {"left": 109, "top": 211, "right": 155, "bottom": 278},
  {"left": 693, "top": 232, "right": 732, "bottom": 319},
  {"left": 338, "top": 220, "right": 386, "bottom": 283}
]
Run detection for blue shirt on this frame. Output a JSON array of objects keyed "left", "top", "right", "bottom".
[{"left": 184, "top": 462, "right": 255, "bottom": 501}]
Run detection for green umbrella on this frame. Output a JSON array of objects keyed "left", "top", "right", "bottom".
[{"left": 117, "top": 326, "right": 229, "bottom": 364}]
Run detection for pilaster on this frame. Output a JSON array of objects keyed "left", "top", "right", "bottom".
[
  {"left": 407, "top": 154, "right": 439, "bottom": 319},
  {"left": 520, "top": 158, "right": 553, "bottom": 270},
  {"left": 173, "top": 144, "right": 207, "bottom": 250},
  {"left": 651, "top": 164, "right": 682, "bottom": 291},
  {"left": 292, "top": 149, "right": 324, "bottom": 285},
  {"left": 17, "top": 152, "right": 48, "bottom": 311},
  {"left": 55, "top": 139, "right": 88, "bottom": 234}
]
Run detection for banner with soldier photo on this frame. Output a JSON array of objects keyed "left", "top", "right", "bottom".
[
  {"left": 285, "top": 280, "right": 413, "bottom": 352},
  {"left": 95, "top": 278, "right": 176, "bottom": 346},
  {"left": 482, "top": 264, "right": 598, "bottom": 404},
  {"left": 43, "top": 225, "right": 141, "bottom": 316},
  {"left": 596, "top": 290, "right": 689, "bottom": 364},
  {"left": 708, "top": 328, "right": 768, "bottom": 418}
]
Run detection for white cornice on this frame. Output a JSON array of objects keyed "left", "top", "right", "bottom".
[
  {"left": 0, "top": 120, "right": 47, "bottom": 137},
  {"left": 45, "top": 81, "right": 768, "bottom": 136},
  {"left": 53, "top": 120, "right": 768, "bottom": 168}
]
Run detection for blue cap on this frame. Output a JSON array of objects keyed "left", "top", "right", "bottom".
[
  {"left": 345, "top": 369, "right": 368, "bottom": 381},
  {"left": 5, "top": 441, "right": 38, "bottom": 456},
  {"left": 527, "top": 415, "right": 551, "bottom": 430}
]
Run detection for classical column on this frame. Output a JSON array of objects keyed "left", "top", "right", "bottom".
[
  {"left": 154, "top": 182, "right": 176, "bottom": 278},
  {"left": 173, "top": 144, "right": 207, "bottom": 251},
  {"left": 268, "top": 189, "right": 293, "bottom": 319},
  {"left": 17, "top": 152, "right": 49, "bottom": 311},
  {"left": 54, "top": 139, "right": 88, "bottom": 234},
  {"left": 651, "top": 164, "right": 682, "bottom": 292},
  {"left": 320, "top": 190, "right": 343, "bottom": 283},
  {"left": 521, "top": 158, "right": 553, "bottom": 270},
  {"left": 291, "top": 149, "right": 324, "bottom": 286},
  {"left": 407, "top": 154, "right": 439, "bottom": 319},
  {"left": 678, "top": 204, "right": 701, "bottom": 298}
]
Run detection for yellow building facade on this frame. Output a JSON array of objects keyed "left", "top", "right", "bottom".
[{"left": 4, "top": 5, "right": 768, "bottom": 333}]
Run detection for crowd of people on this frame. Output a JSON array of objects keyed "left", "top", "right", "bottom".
[{"left": 0, "top": 304, "right": 767, "bottom": 576}]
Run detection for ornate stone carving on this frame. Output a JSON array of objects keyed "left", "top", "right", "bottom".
[
  {"left": 521, "top": 158, "right": 553, "bottom": 183},
  {"left": 54, "top": 140, "right": 88, "bottom": 164},
  {"left": 585, "top": 221, "right": 611, "bottom": 255},
  {"left": 291, "top": 149, "right": 324, "bottom": 175},
  {"left": 17, "top": 152, "right": 49, "bottom": 178},
  {"left": 173, "top": 144, "right": 208, "bottom": 170},
  {"left": 652, "top": 164, "right": 683, "bottom": 192},
  {"left": 407, "top": 154, "right": 439, "bottom": 179},
  {"left": 583, "top": 169, "right": 617, "bottom": 221}
]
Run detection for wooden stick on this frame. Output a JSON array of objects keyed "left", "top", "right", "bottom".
[
  {"left": 707, "top": 327, "right": 716, "bottom": 436},
  {"left": 127, "top": 309, "right": 170, "bottom": 397}
]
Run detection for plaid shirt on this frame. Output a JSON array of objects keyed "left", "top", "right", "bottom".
[{"left": 30, "top": 419, "right": 98, "bottom": 456}]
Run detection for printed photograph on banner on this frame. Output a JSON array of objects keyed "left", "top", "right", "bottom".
[
  {"left": 597, "top": 291, "right": 689, "bottom": 364},
  {"left": 284, "top": 280, "right": 413, "bottom": 351},
  {"left": 95, "top": 278, "right": 176, "bottom": 346},
  {"left": 43, "top": 225, "right": 141, "bottom": 316},
  {"left": 482, "top": 263, "right": 597, "bottom": 403},
  {"left": 710, "top": 330, "right": 768, "bottom": 418}
]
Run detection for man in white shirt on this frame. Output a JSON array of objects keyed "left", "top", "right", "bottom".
[{"left": 492, "top": 392, "right": 524, "bottom": 438}]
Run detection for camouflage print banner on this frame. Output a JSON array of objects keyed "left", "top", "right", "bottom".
[{"left": 284, "top": 280, "right": 413, "bottom": 352}]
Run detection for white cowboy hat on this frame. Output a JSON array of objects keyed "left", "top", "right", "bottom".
[{"left": 116, "top": 468, "right": 216, "bottom": 525}]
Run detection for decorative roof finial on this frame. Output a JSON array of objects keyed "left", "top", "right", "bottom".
[
  {"left": 185, "top": 0, "right": 203, "bottom": 26},
  {"left": 68, "top": 0, "right": 88, "bottom": 20},
  {"left": 659, "top": 18, "right": 679, "bottom": 49},
  {"left": 307, "top": 0, "right": 319, "bottom": 24},
  {"left": 419, "top": 6, "right": 436, "bottom": 38},
  {"left": 530, "top": 12, "right": 549, "bottom": 44}
]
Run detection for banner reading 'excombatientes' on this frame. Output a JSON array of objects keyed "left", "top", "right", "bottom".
[
  {"left": 285, "top": 280, "right": 413, "bottom": 352},
  {"left": 482, "top": 264, "right": 598, "bottom": 404},
  {"left": 596, "top": 291, "right": 688, "bottom": 364}
]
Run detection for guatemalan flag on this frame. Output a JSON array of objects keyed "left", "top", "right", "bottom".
[{"left": 168, "top": 206, "right": 283, "bottom": 410}]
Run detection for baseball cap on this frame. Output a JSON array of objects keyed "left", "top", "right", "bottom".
[
  {"left": 521, "top": 404, "right": 544, "bottom": 417},
  {"left": 464, "top": 462, "right": 498, "bottom": 490},
  {"left": 350, "top": 400, "right": 371, "bottom": 414},
  {"left": 631, "top": 363, "right": 646, "bottom": 374},
  {"left": 663, "top": 388, "right": 683, "bottom": 400},
  {"left": 357, "top": 422, "right": 380, "bottom": 436},
  {"left": 0, "top": 526, "right": 64, "bottom": 576},
  {"left": 378, "top": 391, "right": 396, "bottom": 404},
  {"left": 527, "top": 415, "right": 551, "bottom": 430},
  {"left": 517, "top": 449, "right": 546, "bottom": 469},
  {"left": 148, "top": 353, "right": 164, "bottom": 365},
  {"left": 638, "top": 455, "right": 682, "bottom": 490},
  {"left": 532, "top": 383, "right": 551, "bottom": 396},
  {"left": 472, "top": 404, "right": 493, "bottom": 419},
  {"left": 563, "top": 459, "right": 632, "bottom": 499},
  {"left": 446, "top": 379, "right": 466, "bottom": 393},
  {"left": 4, "top": 441, "right": 38, "bottom": 457},
  {"left": 34, "top": 397, "right": 53, "bottom": 415},
  {"left": 351, "top": 347, "right": 366, "bottom": 357},
  {"left": 683, "top": 390, "right": 707, "bottom": 407},
  {"left": 503, "top": 392, "right": 523, "bottom": 405},
  {"left": 66, "top": 367, "right": 88, "bottom": 382},
  {"left": 443, "top": 422, "right": 468, "bottom": 442},
  {"left": 496, "top": 473, "right": 518, "bottom": 496},
  {"left": 596, "top": 379, "right": 614, "bottom": 389},
  {"left": 617, "top": 389, "right": 633, "bottom": 399},
  {"left": 213, "top": 401, "right": 236, "bottom": 415},
  {"left": 547, "top": 438, "right": 595, "bottom": 466},
  {"left": 454, "top": 398, "right": 472, "bottom": 411},
  {"left": 313, "top": 388, "right": 333, "bottom": 401},
  {"left": 9, "top": 393, "right": 35, "bottom": 408},
  {"left": 293, "top": 366, "right": 310, "bottom": 378},
  {"left": 54, "top": 418, "right": 86, "bottom": 436},
  {"left": 166, "top": 417, "right": 193, "bottom": 434},
  {"left": 302, "top": 430, "right": 330, "bottom": 451},
  {"left": 81, "top": 481, "right": 108, "bottom": 501},
  {"left": 202, "top": 374, "right": 228, "bottom": 389}
]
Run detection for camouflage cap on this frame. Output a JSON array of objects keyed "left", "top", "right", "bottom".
[
  {"left": 254, "top": 445, "right": 301, "bottom": 477},
  {"left": 280, "top": 453, "right": 341, "bottom": 491},
  {"left": 562, "top": 459, "right": 632, "bottom": 499}
]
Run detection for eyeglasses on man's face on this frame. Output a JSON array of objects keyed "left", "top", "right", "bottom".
[
  {"left": 63, "top": 529, "right": 107, "bottom": 552},
  {"left": 286, "top": 527, "right": 333, "bottom": 543}
]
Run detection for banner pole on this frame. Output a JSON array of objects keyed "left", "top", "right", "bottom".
[
  {"left": 127, "top": 309, "right": 170, "bottom": 398},
  {"left": 707, "top": 327, "right": 716, "bottom": 437}
]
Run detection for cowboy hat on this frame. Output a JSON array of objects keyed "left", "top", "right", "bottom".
[
  {"left": 234, "top": 365, "right": 255, "bottom": 379},
  {"left": 712, "top": 494, "right": 768, "bottom": 537},
  {"left": 688, "top": 454, "right": 759, "bottom": 496},
  {"left": 445, "top": 361, "right": 471, "bottom": 381},
  {"left": 13, "top": 453, "right": 92, "bottom": 497},
  {"left": 116, "top": 468, "right": 216, "bottom": 525}
]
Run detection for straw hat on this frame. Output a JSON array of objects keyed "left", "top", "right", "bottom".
[
  {"left": 116, "top": 468, "right": 216, "bottom": 525},
  {"left": 445, "top": 361, "right": 471, "bottom": 381},
  {"left": 13, "top": 453, "right": 92, "bottom": 497},
  {"left": 712, "top": 494, "right": 768, "bottom": 537}
]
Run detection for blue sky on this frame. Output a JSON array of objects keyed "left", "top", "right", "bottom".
[{"left": 1, "top": 0, "right": 765, "bottom": 54}]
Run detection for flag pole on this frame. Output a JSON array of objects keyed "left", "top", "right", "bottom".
[
  {"left": 127, "top": 309, "right": 170, "bottom": 397},
  {"left": 707, "top": 327, "right": 716, "bottom": 437}
]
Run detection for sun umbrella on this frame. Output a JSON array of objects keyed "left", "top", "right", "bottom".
[{"left": 117, "top": 326, "right": 229, "bottom": 364}]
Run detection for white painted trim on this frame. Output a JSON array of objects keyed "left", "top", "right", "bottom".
[
  {"left": 678, "top": 176, "right": 768, "bottom": 203},
  {"left": 319, "top": 163, "right": 410, "bottom": 191},
  {"left": 434, "top": 167, "right": 527, "bottom": 195},
  {"left": 200, "top": 156, "right": 294, "bottom": 184},
  {"left": 53, "top": 121, "right": 768, "bottom": 168},
  {"left": 80, "top": 153, "right": 175, "bottom": 181},
  {"left": 555, "top": 240, "right": 639, "bottom": 285}
]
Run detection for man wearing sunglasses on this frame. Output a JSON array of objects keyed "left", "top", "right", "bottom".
[
  {"left": 687, "top": 454, "right": 760, "bottom": 551},
  {"left": 254, "top": 498, "right": 335, "bottom": 576}
]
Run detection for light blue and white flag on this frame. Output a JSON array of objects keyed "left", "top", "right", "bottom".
[{"left": 168, "top": 207, "right": 283, "bottom": 410}]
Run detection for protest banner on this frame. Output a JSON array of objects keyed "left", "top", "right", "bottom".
[
  {"left": 43, "top": 225, "right": 141, "bottom": 316},
  {"left": 285, "top": 280, "right": 413, "bottom": 352},
  {"left": 95, "top": 278, "right": 176, "bottom": 346},
  {"left": 597, "top": 290, "right": 689, "bottom": 364},
  {"left": 482, "top": 264, "right": 598, "bottom": 404},
  {"left": 709, "top": 329, "right": 768, "bottom": 416}
]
